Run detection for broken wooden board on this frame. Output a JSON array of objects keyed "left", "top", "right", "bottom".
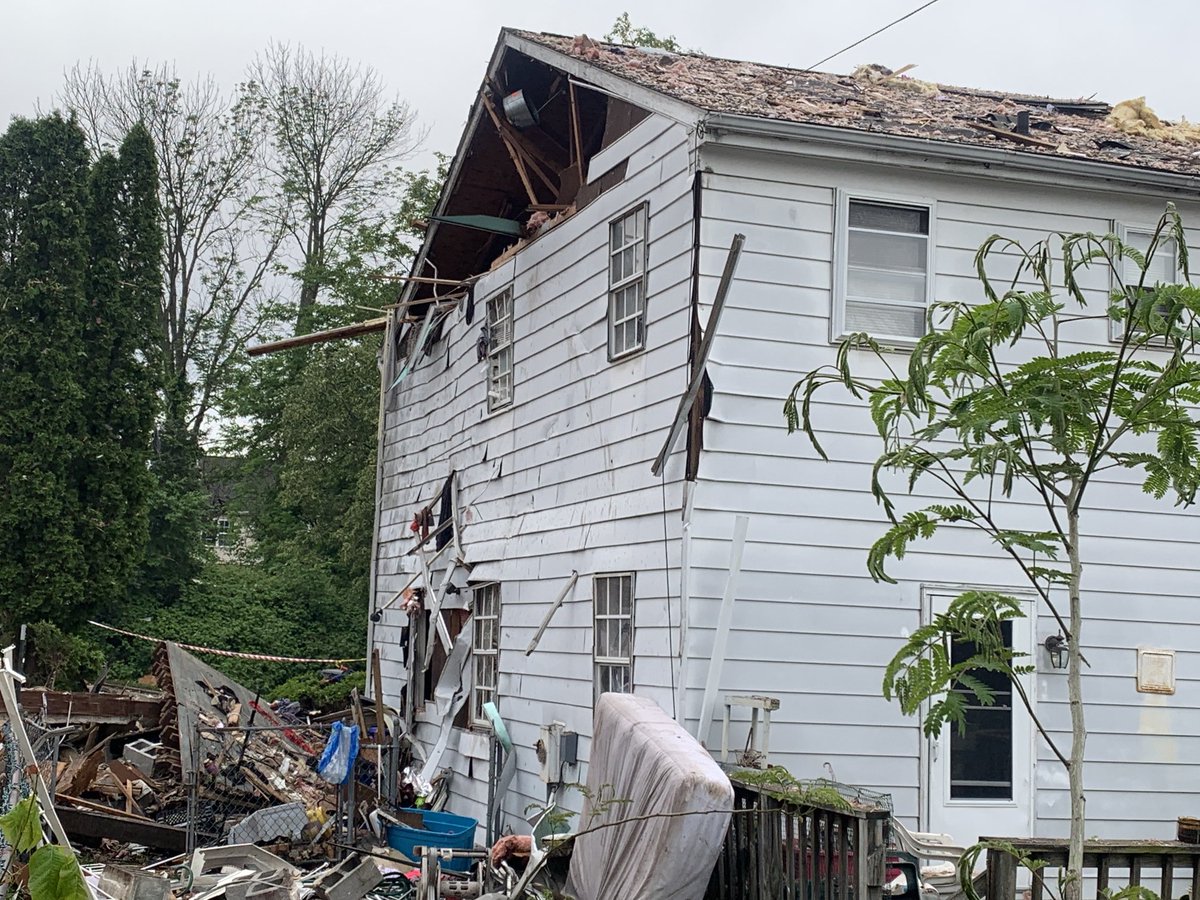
[
  {"left": 55, "top": 804, "right": 187, "bottom": 852},
  {"left": 17, "top": 690, "right": 162, "bottom": 726}
]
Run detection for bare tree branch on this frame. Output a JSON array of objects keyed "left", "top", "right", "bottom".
[
  {"left": 58, "top": 61, "right": 282, "bottom": 439},
  {"left": 247, "top": 43, "right": 423, "bottom": 333}
]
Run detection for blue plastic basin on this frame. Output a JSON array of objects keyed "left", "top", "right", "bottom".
[{"left": 386, "top": 808, "right": 478, "bottom": 873}]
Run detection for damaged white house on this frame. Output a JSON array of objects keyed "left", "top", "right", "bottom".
[{"left": 368, "top": 29, "right": 1200, "bottom": 847}]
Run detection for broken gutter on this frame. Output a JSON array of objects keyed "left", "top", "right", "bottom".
[{"left": 701, "top": 112, "right": 1200, "bottom": 198}]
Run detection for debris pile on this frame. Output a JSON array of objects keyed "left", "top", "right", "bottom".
[
  {"left": 0, "top": 640, "right": 560, "bottom": 900},
  {"left": 1, "top": 641, "right": 342, "bottom": 863},
  {"left": 149, "top": 641, "right": 334, "bottom": 845}
]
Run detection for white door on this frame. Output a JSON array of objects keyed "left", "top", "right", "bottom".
[{"left": 924, "top": 590, "right": 1035, "bottom": 848}]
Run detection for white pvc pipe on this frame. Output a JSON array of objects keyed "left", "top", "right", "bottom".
[{"left": 696, "top": 515, "right": 749, "bottom": 746}]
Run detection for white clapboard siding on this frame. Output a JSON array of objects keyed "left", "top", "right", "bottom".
[
  {"left": 371, "top": 114, "right": 696, "bottom": 831},
  {"left": 686, "top": 141, "right": 1200, "bottom": 834}
]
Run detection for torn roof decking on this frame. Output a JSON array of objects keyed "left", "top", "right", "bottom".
[
  {"left": 153, "top": 641, "right": 305, "bottom": 781},
  {"left": 405, "top": 37, "right": 642, "bottom": 304},
  {"left": 518, "top": 31, "right": 1200, "bottom": 176}
]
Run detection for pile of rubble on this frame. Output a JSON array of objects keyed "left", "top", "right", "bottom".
[
  {"left": 0, "top": 664, "right": 736, "bottom": 900},
  {"left": 0, "top": 641, "right": 551, "bottom": 900},
  {"left": 150, "top": 641, "right": 335, "bottom": 849},
  {"left": 1, "top": 642, "right": 341, "bottom": 859}
]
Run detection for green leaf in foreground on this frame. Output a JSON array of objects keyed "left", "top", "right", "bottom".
[
  {"left": 0, "top": 796, "right": 44, "bottom": 852},
  {"left": 28, "top": 845, "right": 89, "bottom": 900}
]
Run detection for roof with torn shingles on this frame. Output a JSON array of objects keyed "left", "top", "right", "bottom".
[{"left": 517, "top": 31, "right": 1200, "bottom": 178}]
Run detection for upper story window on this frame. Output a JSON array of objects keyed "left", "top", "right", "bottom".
[
  {"left": 485, "top": 288, "right": 514, "bottom": 411},
  {"left": 609, "top": 205, "right": 648, "bottom": 359},
  {"left": 1112, "top": 223, "right": 1180, "bottom": 341},
  {"left": 835, "top": 192, "right": 934, "bottom": 343},
  {"left": 594, "top": 573, "right": 634, "bottom": 701},
  {"left": 471, "top": 583, "right": 500, "bottom": 726}
]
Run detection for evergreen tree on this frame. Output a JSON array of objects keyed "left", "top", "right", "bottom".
[
  {"left": 77, "top": 125, "right": 161, "bottom": 619},
  {"left": 0, "top": 116, "right": 167, "bottom": 650},
  {"left": 135, "top": 371, "right": 207, "bottom": 608},
  {"left": 0, "top": 116, "right": 91, "bottom": 633}
]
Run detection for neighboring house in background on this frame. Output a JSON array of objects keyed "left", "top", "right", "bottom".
[
  {"left": 199, "top": 455, "right": 256, "bottom": 562},
  {"left": 368, "top": 28, "right": 1200, "bottom": 849}
]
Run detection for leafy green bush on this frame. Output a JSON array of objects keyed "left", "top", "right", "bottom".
[
  {"left": 267, "top": 669, "right": 366, "bottom": 712},
  {"left": 99, "top": 559, "right": 366, "bottom": 694},
  {"left": 25, "top": 621, "right": 106, "bottom": 690}
]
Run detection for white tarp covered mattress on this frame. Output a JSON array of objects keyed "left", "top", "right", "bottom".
[{"left": 566, "top": 692, "right": 733, "bottom": 900}]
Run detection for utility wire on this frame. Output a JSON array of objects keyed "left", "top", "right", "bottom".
[{"left": 806, "top": 0, "right": 946, "bottom": 71}]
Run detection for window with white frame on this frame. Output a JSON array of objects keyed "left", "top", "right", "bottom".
[
  {"left": 485, "top": 288, "right": 514, "bottom": 410},
  {"left": 836, "top": 193, "right": 933, "bottom": 342},
  {"left": 594, "top": 573, "right": 634, "bottom": 699},
  {"left": 608, "top": 205, "right": 648, "bottom": 359},
  {"left": 471, "top": 583, "right": 500, "bottom": 725},
  {"left": 1112, "top": 223, "right": 1180, "bottom": 341}
]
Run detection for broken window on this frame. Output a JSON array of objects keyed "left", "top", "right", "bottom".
[
  {"left": 471, "top": 583, "right": 500, "bottom": 726},
  {"left": 608, "top": 205, "right": 648, "bottom": 359},
  {"left": 423, "top": 607, "right": 471, "bottom": 729},
  {"left": 836, "top": 194, "right": 932, "bottom": 342},
  {"left": 1112, "top": 223, "right": 1180, "bottom": 341},
  {"left": 486, "top": 288, "right": 514, "bottom": 411},
  {"left": 435, "top": 472, "right": 455, "bottom": 552},
  {"left": 390, "top": 316, "right": 415, "bottom": 388},
  {"left": 594, "top": 573, "right": 634, "bottom": 701}
]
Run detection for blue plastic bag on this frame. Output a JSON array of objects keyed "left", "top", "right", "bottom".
[{"left": 317, "top": 722, "right": 360, "bottom": 785}]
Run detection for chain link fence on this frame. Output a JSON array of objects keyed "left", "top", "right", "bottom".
[
  {"left": 186, "top": 720, "right": 405, "bottom": 857},
  {"left": 0, "top": 711, "right": 69, "bottom": 852}
]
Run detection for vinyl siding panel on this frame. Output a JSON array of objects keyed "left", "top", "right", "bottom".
[
  {"left": 687, "top": 142, "right": 1200, "bottom": 838},
  {"left": 371, "top": 113, "right": 695, "bottom": 832}
]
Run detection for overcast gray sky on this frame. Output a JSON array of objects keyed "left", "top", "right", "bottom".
[{"left": 5, "top": 1, "right": 1197, "bottom": 171}]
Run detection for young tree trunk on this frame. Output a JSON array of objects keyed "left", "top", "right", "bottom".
[{"left": 1065, "top": 496, "right": 1086, "bottom": 900}]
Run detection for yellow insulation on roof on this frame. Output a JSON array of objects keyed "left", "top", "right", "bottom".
[{"left": 1109, "top": 97, "right": 1200, "bottom": 142}]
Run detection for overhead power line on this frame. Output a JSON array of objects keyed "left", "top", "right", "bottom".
[{"left": 806, "top": 0, "right": 947, "bottom": 72}]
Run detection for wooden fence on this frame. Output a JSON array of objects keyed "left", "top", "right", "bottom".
[
  {"left": 985, "top": 837, "right": 1200, "bottom": 900},
  {"left": 706, "top": 780, "right": 891, "bottom": 900}
]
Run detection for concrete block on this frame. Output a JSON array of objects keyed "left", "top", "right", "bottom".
[
  {"left": 311, "top": 854, "right": 383, "bottom": 900},
  {"left": 122, "top": 739, "right": 163, "bottom": 774},
  {"left": 97, "top": 865, "right": 171, "bottom": 900}
]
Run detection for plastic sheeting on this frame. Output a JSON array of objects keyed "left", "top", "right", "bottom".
[{"left": 566, "top": 693, "right": 733, "bottom": 900}]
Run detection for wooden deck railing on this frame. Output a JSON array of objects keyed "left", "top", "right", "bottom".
[
  {"left": 985, "top": 837, "right": 1200, "bottom": 900},
  {"left": 706, "top": 780, "right": 891, "bottom": 900}
]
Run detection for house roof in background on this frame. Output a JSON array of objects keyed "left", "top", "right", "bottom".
[{"left": 518, "top": 31, "right": 1200, "bottom": 178}]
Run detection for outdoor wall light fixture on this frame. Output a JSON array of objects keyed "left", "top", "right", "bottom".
[{"left": 1044, "top": 633, "right": 1069, "bottom": 670}]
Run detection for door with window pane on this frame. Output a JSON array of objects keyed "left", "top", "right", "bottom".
[{"left": 924, "top": 592, "right": 1033, "bottom": 849}]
